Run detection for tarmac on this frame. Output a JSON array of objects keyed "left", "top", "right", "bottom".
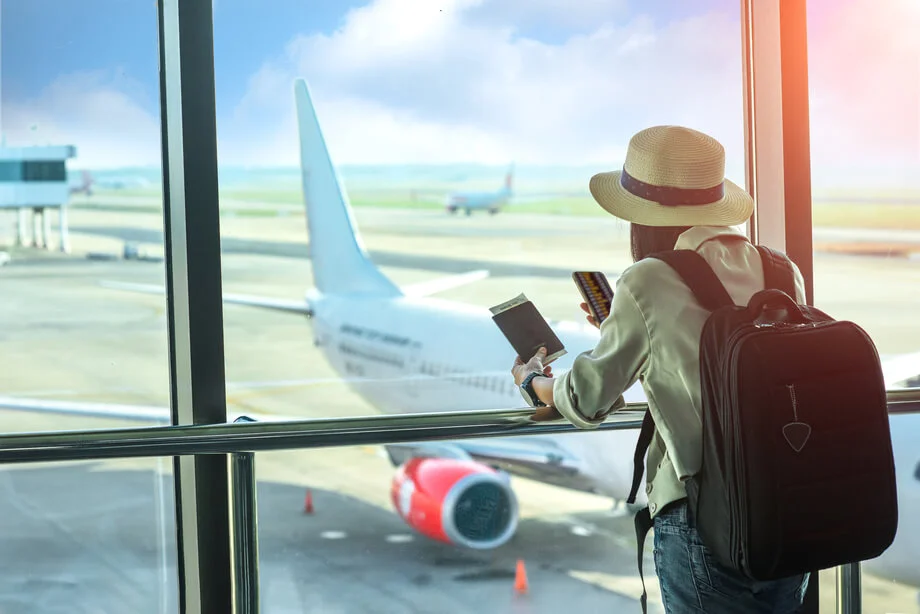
[{"left": 0, "top": 203, "right": 917, "bottom": 613}]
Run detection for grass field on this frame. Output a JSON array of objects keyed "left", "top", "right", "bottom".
[{"left": 73, "top": 186, "right": 920, "bottom": 229}]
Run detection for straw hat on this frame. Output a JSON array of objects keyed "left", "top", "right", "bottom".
[{"left": 589, "top": 126, "right": 753, "bottom": 227}]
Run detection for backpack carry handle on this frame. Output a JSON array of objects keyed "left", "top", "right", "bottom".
[{"left": 747, "top": 288, "right": 807, "bottom": 325}]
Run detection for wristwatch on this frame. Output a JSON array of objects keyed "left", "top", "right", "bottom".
[{"left": 519, "top": 371, "right": 547, "bottom": 407}]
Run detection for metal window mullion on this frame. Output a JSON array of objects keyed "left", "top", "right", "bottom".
[
  {"left": 743, "top": 0, "right": 815, "bottom": 304},
  {"left": 157, "top": 1, "right": 233, "bottom": 613},
  {"left": 777, "top": 0, "right": 815, "bottom": 305},
  {"left": 743, "top": 1, "right": 829, "bottom": 612}
]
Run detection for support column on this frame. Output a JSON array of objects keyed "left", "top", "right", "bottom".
[
  {"left": 16, "top": 208, "right": 29, "bottom": 246},
  {"left": 42, "top": 208, "right": 52, "bottom": 250},
  {"left": 59, "top": 204, "right": 71, "bottom": 253},
  {"left": 31, "top": 208, "right": 43, "bottom": 248}
]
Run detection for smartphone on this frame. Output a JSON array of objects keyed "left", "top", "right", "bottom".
[{"left": 572, "top": 271, "right": 614, "bottom": 325}]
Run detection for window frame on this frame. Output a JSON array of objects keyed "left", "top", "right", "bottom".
[
  {"left": 157, "top": 0, "right": 233, "bottom": 611},
  {"left": 4, "top": 0, "right": 905, "bottom": 611}
]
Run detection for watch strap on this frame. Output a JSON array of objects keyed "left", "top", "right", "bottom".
[{"left": 520, "top": 371, "right": 547, "bottom": 407}]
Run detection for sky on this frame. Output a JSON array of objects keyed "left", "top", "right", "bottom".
[{"left": 1, "top": 0, "right": 918, "bottom": 188}]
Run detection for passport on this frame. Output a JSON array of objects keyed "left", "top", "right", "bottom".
[{"left": 490, "top": 293, "right": 567, "bottom": 364}]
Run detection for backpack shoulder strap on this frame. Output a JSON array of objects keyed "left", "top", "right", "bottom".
[
  {"left": 634, "top": 506, "right": 654, "bottom": 614},
  {"left": 755, "top": 245, "right": 797, "bottom": 299},
  {"left": 626, "top": 409, "right": 656, "bottom": 614},
  {"left": 649, "top": 249, "right": 734, "bottom": 311}
]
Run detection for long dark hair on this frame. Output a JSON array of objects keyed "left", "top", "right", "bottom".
[{"left": 630, "top": 223, "right": 691, "bottom": 262}]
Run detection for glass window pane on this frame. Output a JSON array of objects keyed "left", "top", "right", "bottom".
[
  {"left": 1, "top": 2, "right": 177, "bottom": 608},
  {"left": 808, "top": 0, "right": 920, "bottom": 611},
  {"left": 0, "top": 1, "right": 170, "bottom": 428},
  {"left": 0, "top": 458, "right": 177, "bottom": 611},
  {"left": 213, "top": 1, "right": 745, "bottom": 609},
  {"left": 255, "top": 445, "right": 663, "bottom": 611},
  {"left": 212, "top": 0, "right": 746, "bottom": 419}
]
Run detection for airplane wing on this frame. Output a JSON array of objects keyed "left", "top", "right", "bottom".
[
  {"left": 0, "top": 396, "right": 170, "bottom": 423},
  {"left": 100, "top": 281, "right": 312, "bottom": 316},
  {"left": 882, "top": 351, "right": 920, "bottom": 388},
  {"left": 104, "top": 271, "right": 490, "bottom": 306},
  {"left": 401, "top": 270, "right": 489, "bottom": 298},
  {"left": 0, "top": 394, "right": 305, "bottom": 424},
  {"left": 385, "top": 436, "right": 602, "bottom": 494}
]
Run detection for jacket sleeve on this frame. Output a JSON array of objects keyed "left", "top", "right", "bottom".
[{"left": 552, "top": 281, "right": 650, "bottom": 429}]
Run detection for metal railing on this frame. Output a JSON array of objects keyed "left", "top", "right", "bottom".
[
  {"left": 0, "top": 406, "right": 649, "bottom": 464},
  {"left": 0, "top": 394, "right": 917, "bottom": 614},
  {"left": 0, "top": 393, "right": 917, "bottom": 465},
  {"left": 230, "top": 451, "right": 260, "bottom": 614}
]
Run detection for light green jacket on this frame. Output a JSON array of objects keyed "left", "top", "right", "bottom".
[{"left": 552, "top": 226, "right": 806, "bottom": 518}]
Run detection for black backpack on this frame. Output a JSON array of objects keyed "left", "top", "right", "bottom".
[{"left": 627, "top": 245, "right": 898, "bottom": 612}]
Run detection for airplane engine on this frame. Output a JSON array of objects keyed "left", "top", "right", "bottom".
[{"left": 390, "top": 457, "right": 519, "bottom": 549}]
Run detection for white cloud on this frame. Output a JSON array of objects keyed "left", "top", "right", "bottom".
[
  {"left": 224, "top": 0, "right": 746, "bottom": 178},
  {"left": 3, "top": 71, "right": 162, "bottom": 169},
  {"left": 12, "top": 0, "right": 914, "bottom": 190},
  {"left": 225, "top": 0, "right": 920, "bottom": 189},
  {"left": 463, "top": 0, "right": 630, "bottom": 32}
]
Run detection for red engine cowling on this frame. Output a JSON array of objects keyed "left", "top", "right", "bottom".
[{"left": 390, "top": 457, "right": 519, "bottom": 549}]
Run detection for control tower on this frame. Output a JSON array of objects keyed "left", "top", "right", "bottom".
[{"left": 0, "top": 144, "right": 77, "bottom": 252}]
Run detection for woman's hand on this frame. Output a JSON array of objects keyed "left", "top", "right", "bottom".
[
  {"left": 511, "top": 347, "right": 553, "bottom": 386},
  {"left": 580, "top": 302, "right": 600, "bottom": 329}
]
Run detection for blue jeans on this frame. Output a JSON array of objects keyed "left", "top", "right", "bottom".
[{"left": 653, "top": 501, "right": 809, "bottom": 613}]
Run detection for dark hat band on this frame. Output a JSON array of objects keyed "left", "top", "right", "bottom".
[{"left": 620, "top": 168, "right": 724, "bottom": 207}]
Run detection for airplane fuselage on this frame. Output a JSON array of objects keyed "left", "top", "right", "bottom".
[
  {"left": 446, "top": 188, "right": 511, "bottom": 213},
  {"left": 307, "top": 289, "right": 920, "bottom": 589},
  {"left": 308, "top": 289, "right": 646, "bottom": 501}
]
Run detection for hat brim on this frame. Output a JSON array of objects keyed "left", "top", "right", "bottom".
[{"left": 589, "top": 171, "right": 753, "bottom": 227}]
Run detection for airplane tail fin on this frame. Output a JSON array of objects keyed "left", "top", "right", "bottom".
[
  {"left": 504, "top": 164, "right": 514, "bottom": 192},
  {"left": 294, "top": 79, "right": 400, "bottom": 297}
]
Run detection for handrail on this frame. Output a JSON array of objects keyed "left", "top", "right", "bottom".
[
  {"left": 230, "top": 450, "right": 260, "bottom": 614},
  {"left": 886, "top": 388, "right": 920, "bottom": 411},
  {"left": 0, "top": 391, "right": 916, "bottom": 465},
  {"left": 0, "top": 405, "right": 649, "bottom": 464}
]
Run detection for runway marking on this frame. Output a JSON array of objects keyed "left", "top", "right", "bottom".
[
  {"left": 570, "top": 525, "right": 593, "bottom": 537},
  {"left": 569, "top": 570, "right": 663, "bottom": 610},
  {"left": 4, "top": 389, "right": 79, "bottom": 397},
  {"left": 320, "top": 530, "right": 347, "bottom": 540},
  {"left": 385, "top": 534, "right": 414, "bottom": 544}
]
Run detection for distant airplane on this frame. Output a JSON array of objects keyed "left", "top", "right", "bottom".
[
  {"left": 69, "top": 170, "right": 94, "bottom": 196},
  {"left": 68, "top": 170, "right": 151, "bottom": 196},
  {"left": 2, "top": 78, "right": 919, "bottom": 599},
  {"left": 413, "top": 165, "right": 576, "bottom": 216},
  {"left": 443, "top": 165, "right": 514, "bottom": 216}
]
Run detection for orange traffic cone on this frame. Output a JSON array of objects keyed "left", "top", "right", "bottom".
[
  {"left": 304, "top": 489, "right": 314, "bottom": 514},
  {"left": 514, "top": 559, "right": 529, "bottom": 595}
]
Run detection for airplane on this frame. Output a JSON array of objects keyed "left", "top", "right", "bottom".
[
  {"left": 1, "top": 78, "right": 919, "bottom": 599},
  {"left": 443, "top": 165, "right": 514, "bottom": 216},
  {"left": 68, "top": 170, "right": 152, "bottom": 196},
  {"left": 409, "top": 165, "right": 516, "bottom": 216},
  {"left": 69, "top": 170, "right": 94, "bottom": 196}
]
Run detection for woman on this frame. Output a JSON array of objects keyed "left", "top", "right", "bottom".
[{"left": 510, "top": 125, "right": 810, "bottom": 613}]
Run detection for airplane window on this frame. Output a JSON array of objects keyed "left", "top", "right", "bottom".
[
  {"left": 807, "top": 0, "right": 920, "bottom": 610},
  {"left": 914, "top": 461, "right": 920, "bottom": 483},
  {"left": 1, "top": 1, "right": 177, "bottom": 610}
]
